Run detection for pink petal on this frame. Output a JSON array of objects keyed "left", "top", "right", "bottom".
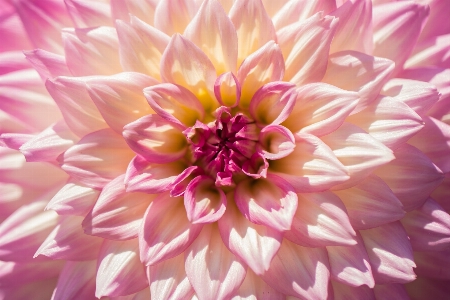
[
  {"left": 321, "top": 122, "right": 394, "bottom": 190},
  {"left": 0, "top": 51, "right": 31, "bottom": 75},
  {"left": 406, "top": 33, "right": 450, "bottom": 69},
  {"left": 82, "top": 175, "right": 155, "bottom": 240},
  {"left": 59, "top": 129, "right": 135, "bottom": 189},
  {"left": 123, "top": 114, "right": 187, "bottom": 163},
  {"left": 35, "top": 215, "right": 102, "bottom": 261},
  {"left": 0, "top": 9, "right": 32, "bottom": 52},
  {"left": 405, "top": 276, "right": 450, "bottom": 300},
  {"left": 86, "top": 72, "right": 158, "bottom": 134},
  {"left": 374, "top": 283, "right": 409, "bottom": 300},
  {"left": 346, "top": 95, "right": 424, "bottom": 150},
  {"left": 270, "top": 133, "right": 349, "bottom": 193},
  {"left": 185, "top": 224, "right": 246, "bottom": 300},
  {"left": 259, "top": 124, "right": 296, "bottom": 160},
  {"left": 414, "top": 249, "right": 450, "bottom": 280},
  {"left": 149, "top": 254, "right": 194, "bottom": 299},
  {"left": 282, "top": 83, "right": 359, "bottom": 136},
  {"left": 234, "top": 269, "right": 284, "bottom": 299},
  {"left": 360, "top": 222, "right": 416, "bottom": 284},
  {"left": 401, "top": 198, "right": 450, "bottom": 252},
  {"left": 261, "top": 239, "right": 330, "bottom": 299},
  {"left": 214, "top": 72, "right": 241, "bottom": 107},
  {"left": 261, "top": 0, "right": 290, "bottom": 17},
  {"left": 229, "top": 0, "right": 277, "bottom": 66},
  {"left": 46, "top": 181, "right": 99, "bottom": 216},
  {"left": 234, "top": 175, "right": 298, "bottom": 232},
  {"left": 331, "top": 280, "right": 375, "bottom": 300},
  {"left": 65, "top": 0, "right": 112, "bottom": 27},
  {"left": 154, "top": 0, "right": 199, "bottom": 36},
  {"left": 160, "top": 34, "right": 216, "bottom": 110},
  {"left": 322, "top": 51, "right": 395, "bottom": 113},
  {"left": 327, "top": 233, "right": 375, "bottom": 288},
  {"left": 96, "top": 239, "right": 148, "bottom": 298},
  {"left": 417, "top": 0, "right": 450, "bottom": 42},
  {"left": 144, "top": 83, "right": 205, "bottom": 127},
  {"left": 0, "top": 133, "right": 33, "bottom": 150},
  {"left": 0, "top": 260, "right": 63, "bottom": 288},
  {"left": 431, "top": 174, "right": 450, "bottom": 212},
  {"left": 184, "top": 0, "right": 238, "bottom": 74},
  {"left": 24, "top": 49, "right": 70, "bottom": 80},
  {"left": 372, "top": 1, "right": 429, "bottom": 74},
  {"left": 218, "top": 199, "right": 282, "bottom": 275},
  {"left": 139, "top": 193, "right": 203, "bottom": 266},
  {"left": 277, "top": 12, "right": 338, "bottom": 85},
  {"left": 115, "top": 16, "right": 170, "bottom": 80},
  {"left": 374, "top": 144, "right": 444, "bottom": 211},
  {"left": 284, "top": 191, "right": 357, "bottom": 247},
  {"left": 62, "top": 26, "right": 122, "bottom": 76},
  {"left": 237, "top": 41, "right": 285, "bottom": 109},
  {"left": 111, "top": 0, "right": 159, "bottom": 26},
  {"left": 334, "top": 175, "right": 405, "bottom": 230},
  {"left": 45, "top": 76, "right": 107, "bottom": 138},
  {"left": 52, "top": 260, "right": 97, "bottom": 300}
]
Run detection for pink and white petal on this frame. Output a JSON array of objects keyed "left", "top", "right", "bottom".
[
  {"left": 214, "top": 72, "right": 241, "bottom": 107},
  {"left": 278, "top": 12, "right": 338, "bottom": 85},
  {"left": 86, "top": 72, "right": 158, "bottom": 134},
  {"left": 62, "top": 26, "right": 122, "bottom": 76},
  {"left": 346, "top": 96, "right": 424, "bottom": 150},
  {"left": 52, "top": 260, "right": 97, "bottom": 300},
  {"left": 139, "top": 193, "right": 203, "bottom": 266},
  {"left": 374, "top": 144, "right": 444, "bottom": 211},
  {"left": 59, "top": 129, "right": 135, "bottom": 189},
  {"left": 0, "top": 133, "right": 33, "bottom": 150},
  {"left": 373, "top": 284, "right": 409, "bottom": 300},
  {"left": 82, "top": 175, "right": 156, "bottom": 241},
  {"left": 401, "top": 198, "right": 450, "bottom": 252},
  {"left": 24, "top": 49, "right": 70, "bottom": 80},
  {"left": 0, "top": 260, "right": 63, "bottom": 288},
  {"left": 123, "top": 114, "right": 187, "bottom": 163},
  {"left": 237, "top": 41, "right": 285, "bottom": 109},
  {"left": 144, "top": 83, "right": 205, "bottom": 127},
  {"left": 149, "top": 254, "right": 194, "bottom": 300},
  {"left": 284, "top": 191, "right": 357, "bottom": 247},
  {"left": 272, "top": 0, "right": 336, "bottom": 30},
  {"left": 184, "top": 0, "right": 238, "bottom": 74},
  {"left": 405, "top": 277, "right": 450, "bottom": 300},
  {"left": 408, "top": 116, "right": 450, "bottom": 173},
  {"left": 115, "top": 16, "right": 170, "bottom": 80},
  {"left": 334, "top": 175, "right": 405, "bottom": 230},
  {"left": 381, "top": 78, "right": 440, "bottom": 116},
  {"left": 45, "top": 76, "right": 107, "bottom": 138},
  {"left": 65, "top": 0, "right": 112, "bottom": 27},
  {"left": 259, "top": 124, "right": 296, "bottom": 160},
  {"left": 96, "top": 239, "right": 148, "bottom": 298},
  {"left": 185, "top": 224, "right": 246, "bottom": 300},
  {"left": 154, "top": 0, "right": 199, "bottom": 36},
  {"left": 35, "top": 215, "right": 102, "bottom": 261},
  {"left": 111, "top": 0, "right": 159, "bottom": 26},
  {"left": 13, "top": 0, "right": 72, "bottom": 54},
  {"left": 234, "top": 176, "right": 298, "bottom": 232},
  {"left": 46, "top": 181, "right": 99, "bottom": 216},
  {"left": 372, "top": 1, "right": 429, "bottom": 74},
  {"left": 261, "top": 240, "right": 330, "bottom": 299},
  {"left": 327, "top": 233, "right": 374, "bottom": 288},
  {"left": 218, "top": 198, "right": 282, "bottom": 275},
  {"left": 229, "top": 0, "right": 277, "bottom": 66},
  {"left": 360, "top": 222, "right": 416, "bottom": 284},
  {"left": 0, "top": 201, "right": 58, "bottom": 262},
  {"left": 331, "top": 280, "right": 375, "bottom": 300},
  {"left": 322, "top": 51, "right": 395, "bottom": 113},
  {"left": 270, "top": 133, "right": 349, "bottom": 193},
  {"left": 406, "top": 34, "right": 450, "bottom": 69},
  {"left": 330, "top": 0, "right": 373, "bottom": 54},
  {"left": 282, "top": 83, "right": 359, "bottom": 136},
  {"left": 321, "top": 122, "right": 394, "bottom": 190},
  {"left": 233, "top": 269, "right": 284, "bottom": 300}
]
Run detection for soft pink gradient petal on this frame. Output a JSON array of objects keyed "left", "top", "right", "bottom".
[
  {"left": 234, "top": 268, "right": 284, "bottom": 299},
  {"left": 52, "top": 260, "right": 96, "bottom": 300},
  {"left": 24, "top": 49, "right": 70, "bottom": 80},
  {"left": 111, "top": 0, "right": 159, "bottom": 26},
  {"left": 65, "top": 0, "right": 112, "bottom": 27},
  {"left": 154, "top": 0, "right": 198, "bottom": 36},
  {"left": 46, "top": 181, "right": 99, "bottom": 216}
]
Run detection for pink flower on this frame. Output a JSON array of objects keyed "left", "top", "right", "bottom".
[{"left": 0, "top": 0, "right": 449, "bottom": 299}]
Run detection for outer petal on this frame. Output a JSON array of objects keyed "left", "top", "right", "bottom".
[
  {"left": 331, "top": 281, "right": 375, "bottom": 300},
  {"left": 334, "top": 175, "right": 405, "bottom": 230},
  {"left": 374, "top": 144, "right": 444, "bottom": 211},
  {"left": 232, "top": 269, "right": 284, "bottom": 300},
  {"left": 321, "top": 122, "right": 394, "bottom": 190},
  {"left": 0, "top": 8, "right": 32, "bottom": 52},
  {"left": 139, "top": 193, "right": 203, "bottom": 266},
  {"left": 406, "top": 33, "right": 450, "bottom": 69},
  {"left": 360, "top": 222, "right": 416, "bottom": 284},
  {"left": 278, "top": 12, "right": 338, "bottom": 85},
  {"left": 413, "top": 249, "right": 450, "bottom": 280},
  {"left": 52, "top": 260, "right": 97, "bottom": 300},
  {"left": 185, "top": 224, "right": 246, "bottom": 300},
  {"left": 59, "top": 129, "right": 135, "bottom": 189},
  {"left": 405, "top": 277, "right": 450, "bottom": 300},
  {"left": 24, "top": 49, "right": 71, "bottom": 80},
  {"left": 284, "top": 191, "right": 357, "bottom": 247},
  {"left": 111, "top": 0, "right": 159, "bottom": 26},
  {"left": 154, "top": 0, "right": 199, "bottom": 36},
  {"left": 82, "top": 175, "right": 156, "bottom": 240},
  {"left": 218, "top": 199, "right": 282, "bottom": 275},
  {"left": 261, "top": 239, "right": 330, "bottom": 300},
  {"left": 417, "top": 0, "right": 450, "bottom": 42},
  {"left": 229, "top": 0, "right": 277, "bottom": 66},
  {"left": 270, "top": 133, "right": 349, "bottom": 193},
  {"left": 0, "top": 260, "right": 63, "bottom": 288},
  {"left": 46, "top": 181, "right": 99, "bottom": 216},
  {"left": 86, "top": 72, "right": 158, "bottom": 134},
  {"left": 65, "top": 0, "right": 112, "bottom": 27},
  {"left": 96, "top": 239, "right": 148, "bottom": 298},
  {"left": 373, "top": 284, "right": 409, "bottom": 300},
  {"left": 184, "top": 0, "right": 238, "bottom": 74}
]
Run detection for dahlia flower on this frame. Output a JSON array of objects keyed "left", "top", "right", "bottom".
[{"left": 0, "top": 0, "right": 449, "bottom": 299}]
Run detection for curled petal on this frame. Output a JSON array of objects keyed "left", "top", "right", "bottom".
[
  {"left": 214, "top": 72, "right": 241, "bottom": 107},
  {"left": 259, "top": 124, "right": 296, "bottom": 160}
]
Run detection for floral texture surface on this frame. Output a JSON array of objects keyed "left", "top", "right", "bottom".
[{"left": 0, "top": 0, "right": 449, "bottom": 299}]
